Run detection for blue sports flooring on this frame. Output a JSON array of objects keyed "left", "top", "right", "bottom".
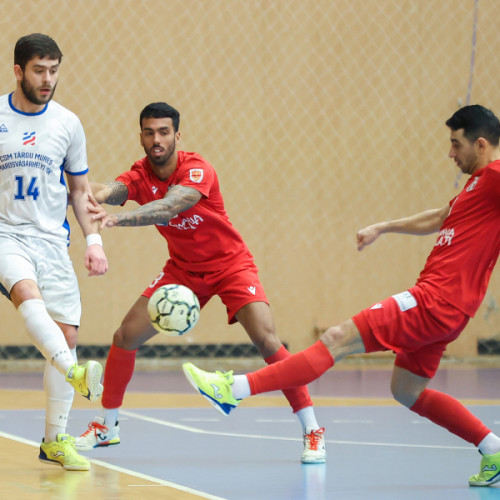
[
  {"left": 1, "top": 366, "right": 499, "bottom": 499},
  {"left": 1, "top": 405, "right": 500, "bottom": 499}
]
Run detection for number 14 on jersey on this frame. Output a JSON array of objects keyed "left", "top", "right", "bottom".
[{"left": 14, "top": 175, "right": 40, "bottom": 200}]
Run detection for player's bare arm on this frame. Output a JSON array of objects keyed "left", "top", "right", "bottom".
[
  {"left": 67, "top": 175, "right": 109, "bottom": 275},
  {"left": 93, "top": 185, "right": 202, "bottom": 228},
  {"left": 114, "top": 185, "right": 202, "bottom": 227},
  {"left": 69, "top": 175, "right": 103, "bottom": 236},
  {"left": 90, "top": 181, "right": 129, "bottom": 205},
  {"left": 357, "top": 205, "right": 450, "bottom": 251}
]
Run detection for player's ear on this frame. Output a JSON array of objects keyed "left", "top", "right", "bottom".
[
  {"left": 13, "top": 64, "right": 23, "bottom": 82},
  {"left": 139, "top": 132, "right": 144, "bottom": 147},
  {"left": 475, "top": 137, "right": 488, "bottom": 154},
  {"left": 175, "top": 131, "right": 181, "bottom": 145}
]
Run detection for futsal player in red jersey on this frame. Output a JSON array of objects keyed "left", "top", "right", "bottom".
[
  {"left": 74, "top": 102, "right": 326, "bottom": 463},
  {"left": 183, "top": 104, "right": 500, "bottom": 486}
]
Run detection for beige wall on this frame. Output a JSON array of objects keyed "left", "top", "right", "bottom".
[{"left": 2, "top": 0, "right": 500, "bottom": 357}]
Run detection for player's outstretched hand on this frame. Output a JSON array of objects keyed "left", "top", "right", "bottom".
[
  {"left": 356, "top": 224, "right": 382, "bottom": 251},
  {"left": 85, "top": 244, "right": 109, "bottom": 276},
  {"left": 87, "top": 194, "right": 119, "bottom": 228}
]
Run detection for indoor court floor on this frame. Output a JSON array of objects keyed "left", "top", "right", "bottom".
[{"left": 1, "top": 360, "right": 500, "bottom": 499}]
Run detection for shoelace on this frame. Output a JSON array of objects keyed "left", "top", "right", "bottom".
[
  {"left": 304, "top": 427, "right": 325, "bottom": 450},
  {"left": 80, "top": 421, "right": 108, "bottom": 438},
  {"left": 55, "top": 435, "right": 78, "bottom": 451},
  {"left": 215, "top": 369, "right": 234, "bottom": 382}
]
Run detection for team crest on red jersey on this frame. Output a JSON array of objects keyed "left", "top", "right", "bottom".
[{"left": 189, "top": 169, "right": 204, "bottom": 183}]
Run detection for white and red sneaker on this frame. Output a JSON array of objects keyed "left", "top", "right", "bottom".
[
  {"left": 74, "top": 416, "right": 120, "bottom": 451},
  {"left": 301, "top": 427, "right": 326, "bottom": 464}
]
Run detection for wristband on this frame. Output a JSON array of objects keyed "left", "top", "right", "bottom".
[{"left": 86, "top": 234, "right": 103, "bottom": 247}]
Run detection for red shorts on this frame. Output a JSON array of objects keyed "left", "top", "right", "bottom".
[
  {"left": 142, "top": 259, "right": 268, "bottom": 324},
  {"left": 352, "top": 285, "right": 469, "bottom": 378}
]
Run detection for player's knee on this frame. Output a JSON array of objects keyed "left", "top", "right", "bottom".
[
  {"left": 253, "top": 333, "right": 281, "bottom": 358},
  {"left": 65, "top": 331, "right": 78, "bottom": 349},
  {"left": 390, "top": 382, "right": 421, "bottom": 408},
  {"left": 112, "top": 321, "right": 150, "bottom": 350},
  {"left": 112, "top": 326, "right": 132, "bottom": 349},
  {"left": 242, "top": 318, "right": 280, "bottom": 357},
  {"left": 320, "top": 321, "right": 366, "bottom": 362},
  {"left": 320, "top": 325, "right": 346, "bottom": 349},
  {"left": 59, "top": 324, "right": 78, "bottom": 349}
]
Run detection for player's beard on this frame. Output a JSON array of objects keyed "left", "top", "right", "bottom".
[
  {"left": 21, "top": 78, "right": 57, "bottom": 105},
  {"left": 147, "top": 140, "right": 176, "bottom": 167},
  {"left": 456, "top": 151, "right": 479, "bottom": 175}
]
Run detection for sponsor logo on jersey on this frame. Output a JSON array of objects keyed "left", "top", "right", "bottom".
[
  {"left": 0, "top": 124, "right": 8, "bottom": 133},
  {"left": 466, "top": 176, "right": 479, "bottom": 192},
  {"left": 247, "top": 286, "right": 256, "bottom": 295},
  {"left": 168, "top": 214, "right": 204, "bottom": 230},
  {"left": 152, "top": 185, "right": 158, "bottom": 194},
  {"left": 189, "top": 169, "right": 204, "bottom": 183},
  {"left": 370, "top": 303, "right": 383, "bottom": 310},
  {"left": 23, "top": 131, "right": 36, "bottom": 145},
  {"left": 435, "top": 227, "right": 454, "bottom": 246}
]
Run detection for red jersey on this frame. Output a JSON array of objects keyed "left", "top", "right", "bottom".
[
  {"left": 416, "top": 159, "right": 500, "bottom": 316},
  {"left": 116, "top": 151, "right": 255, "bottom": 272}
]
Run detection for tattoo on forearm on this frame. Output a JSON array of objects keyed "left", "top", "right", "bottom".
[
  {"left": 116, "top": 185, "right": 201, "bottom": 227},
  {"left": 104, "top": 182, "right": 129, "bottom": 205}
]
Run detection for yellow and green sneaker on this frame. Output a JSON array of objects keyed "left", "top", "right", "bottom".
[
  {"left": 182, "top": 362, "right": 240, "bottom": 416},
  {"left": 469, "top": 451, "right": 500, "bottom": 487},
  {"left": 39, "top": 434, "right": 90, "bottom": 471},
  {"left": 65, "top": 361, "right": 103, "bottom": 403}
]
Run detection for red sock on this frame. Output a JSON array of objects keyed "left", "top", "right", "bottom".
[
  {"left": 102, "top": 344, "right": 138, "bottom": 409},
  {"left": 264, "top": 345, "right": 313, "bottom": 413},
  {"left": 410, "top": 388, "right": 491, "bottom": 446},
  {"left": 248, "top": 341, "right": 334, "bottom": 396}
]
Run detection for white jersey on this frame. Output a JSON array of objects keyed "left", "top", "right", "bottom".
[{"left": 0, "top": 93, "right": 88, "bottom": 243}]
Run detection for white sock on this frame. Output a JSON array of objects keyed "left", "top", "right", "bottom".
[
  {"left": 18, "top": 299, "right": 75, "bottom": 375},
  {"left": 44, "top": 348, "right": 77, "bottom": 442},
  {"left": 104, "top": 408, "right": 120, "bottom": 427},
  {"left": 231, "top": 375, "right": 251, "bottom": 400},
  {"left": 231, "top": 375, "right": 321, "bottom": 433},
  {"left": 295, "top": 406, "right": 320, "bottom": 433},
  {"left": 478, "top": 432, "right": 500, "bottom": 455}
]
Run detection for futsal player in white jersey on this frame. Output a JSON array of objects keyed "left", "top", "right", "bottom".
[{"left": 0, "top": 33, "right": 108, "bottom": 470}]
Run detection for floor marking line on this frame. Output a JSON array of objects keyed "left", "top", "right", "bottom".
[
  {"left": 90, "top": 457, "right": 227, "bottom": 499},
  {"left": 119, "top": 410, "right": 472, "bottom": 450},
  {"left": 0, "top": 430, "right": 227, "bottom": 500},
  {"left": 120, "top": 409, "right": 300, "bottom": 442}
]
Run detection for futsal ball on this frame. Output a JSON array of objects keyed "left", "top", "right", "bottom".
[{"left": 147, "top": 284, "right": 200, "bottom": 336}]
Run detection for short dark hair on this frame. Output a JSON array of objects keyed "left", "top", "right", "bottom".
[
  {"left": 140, "top": 102, "right": 180, "bottom": 132},
  {"left": 445, "top": 104, "right": 500, "bottom": 146},
  {"left": 14, "top": 33, "right": 63, "bottom": 70}
]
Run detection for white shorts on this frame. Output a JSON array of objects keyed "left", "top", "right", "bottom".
[{"left": 0, "top": 233, "right": 81, "bottom": 325}]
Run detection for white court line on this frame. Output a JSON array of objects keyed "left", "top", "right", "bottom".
[
  {"left": 180, "top": 417, "right": 220, "bottom": 422},
  {"left": 0, "top": 430, "right": 227, "bottom": 500},
  {"left": 120, "top": 409, "right": 472, "bottom": 450},
  {"left": 120, "top": 409, "right": 300, "bottom": 442},
  {"left": 331, "top": 420, "right": 373, "bottom": 424},
  {"left": 255, "top": 418, "right": 295, "bottom": 423}
]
